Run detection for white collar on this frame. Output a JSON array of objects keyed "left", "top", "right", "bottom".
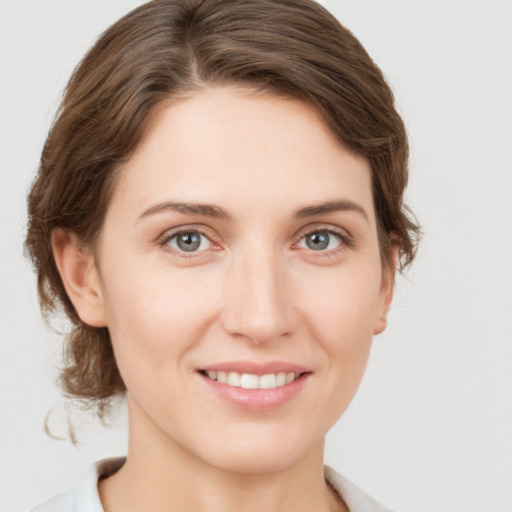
[{"left": 31, "top": 458, "right": 394, "bottom": 512}]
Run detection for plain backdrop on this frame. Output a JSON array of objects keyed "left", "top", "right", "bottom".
[{"left": 1, "top": 1, "right": 511, "bottom": 511}]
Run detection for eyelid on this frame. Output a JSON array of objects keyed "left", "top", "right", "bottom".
[
  {"left": 157, "top": 225, "right": 221, "bottom": 257},
  {"left": 293, "top": 223, "right": 354, "bottom": 255},
  {"left": 294, "top": 223, "right": 353, "bottom": 241},
  {"left": 155, "top": 222, "right": 354, "bottom": 259}
]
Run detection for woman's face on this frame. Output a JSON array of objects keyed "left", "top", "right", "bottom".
[{"left": 91, "top": 86, "right": 394, "bottom": 473}]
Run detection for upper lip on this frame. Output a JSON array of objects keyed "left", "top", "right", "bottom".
[{"left": 199, "top": 361, "right": 311, "bottom": 375}]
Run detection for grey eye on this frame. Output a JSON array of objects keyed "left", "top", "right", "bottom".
[
  {"left": 300, "top": 231, "right": 341, "bottom": 251},
  {"left": 167, "top": 232, "right": 211, "bottom": 252}
]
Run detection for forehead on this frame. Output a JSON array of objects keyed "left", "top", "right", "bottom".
[{"left": 109, "top": 86, "right": 374, "bottom": 224}]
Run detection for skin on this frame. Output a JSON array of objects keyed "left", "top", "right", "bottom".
[{"left": 53, "top": 86, "right": 395, "bottom": 512}]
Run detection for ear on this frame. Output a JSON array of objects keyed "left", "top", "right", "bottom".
[
  {"left": 373, "top": 244, "right": 399, "bottom": 335},
  {"left": 51, "top": 229, "right": 107, "bottom": 327}
]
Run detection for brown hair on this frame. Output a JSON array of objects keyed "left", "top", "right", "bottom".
[{"left": 25, "top": 0, "right": 420, "bottom": 417}]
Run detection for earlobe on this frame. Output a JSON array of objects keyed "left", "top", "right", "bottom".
[
  {"left": 51, "top": 229, "right": 107, "bottom": 327},
  {"left": 373, "top": 245, "right": 399, "bottom": 335}
]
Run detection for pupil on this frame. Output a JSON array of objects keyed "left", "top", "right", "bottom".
[
  {"left": 306, "top": 232, "right": 329, "bottom": 250},
  {"left": 177, "top": 233, "right": 201, "bottom": 252}
]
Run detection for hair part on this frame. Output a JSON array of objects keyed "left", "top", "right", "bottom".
[{"left": 26, "top": 0, "right": 420, "bottom": 418}]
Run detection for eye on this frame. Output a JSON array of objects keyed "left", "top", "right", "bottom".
[
  {"left": 297, "top": 230, "right": 343, "bottom": 252},
  {"left": 165, "top": 230, "right": 212, "bottom": 253}
]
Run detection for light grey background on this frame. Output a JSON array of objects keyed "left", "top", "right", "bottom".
[{"left": 1, "top": 1, "right": 511, "bottom": 511}]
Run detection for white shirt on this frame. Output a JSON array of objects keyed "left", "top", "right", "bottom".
[{"left": 30, "top": 458, "right": 395, "bottom": 512}]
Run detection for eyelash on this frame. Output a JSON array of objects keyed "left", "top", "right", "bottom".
[
  {"left": 157, "top": 225, "right": 353, "bottom": 259},
  {"left": 295, "top": 225, "right": 353, "bottom": 258},
  {"left": 158, "top": 227, "right": 216, "bottom": 259}
]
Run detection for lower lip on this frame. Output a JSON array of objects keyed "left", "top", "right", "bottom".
[{"left": 198, "top": 372, "right": 310, "bottom": 411}]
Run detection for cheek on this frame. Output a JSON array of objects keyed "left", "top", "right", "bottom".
[
  {"left": 303, "top": 266, "right": 382, "bottom": 408},
  {"left": 297, "top": 263, "right": 382, "bottom": 394},
  {"left": 100, "top": 263, "right": 222, "bottom": 375},
  {"left": 299, "top": 262, "right": 382, "bottom": 341}
]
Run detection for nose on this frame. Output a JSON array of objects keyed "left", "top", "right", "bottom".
[{"left": 221, "top": 244, "right": 295, "bottom": 345}]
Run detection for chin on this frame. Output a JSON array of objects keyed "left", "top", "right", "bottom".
[
  {"left": 209, "top": 451, "right": 305, "bottom": 475},
  {"left": 191, "top": 428, "right": 322, "bottom": 475}
]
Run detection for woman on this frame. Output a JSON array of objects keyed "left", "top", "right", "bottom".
[{"left": 25, "top": 0, "right": 419, "bottom": 510}]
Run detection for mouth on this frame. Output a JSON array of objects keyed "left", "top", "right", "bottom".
[
  {"left": 199, "top": 369, "right": 306, "bottom": 390},
  {"left": 197, "top": 362, "right": 312, "bottom": 410}
]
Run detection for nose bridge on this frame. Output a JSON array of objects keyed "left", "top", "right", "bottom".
[{"left": 222, "top": 241, "right": 293, "bottom": 344}]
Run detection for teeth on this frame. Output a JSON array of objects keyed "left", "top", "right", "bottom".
[
  {"left": 226, "top": 372, "right": 241, "bottom": 387},
  {"left": 204, "top": 370, "right": 301, "bottom": 389},
  {"left": 240, "top": 373, "right": 259, "bottom": 389},
  {"left": 259, "top": 373, "right": 276, "bottom": 389}
]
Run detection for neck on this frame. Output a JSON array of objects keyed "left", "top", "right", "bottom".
[{"left": 98, "top": 399, "right": 346, "bottom": 512}]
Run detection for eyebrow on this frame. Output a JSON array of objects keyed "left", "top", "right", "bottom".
[
  {"left": 137, "top": 199, "right": 369, "bottom": 223},
  {"left": 138, "top": 202, "right": 232, "bottom": 221},
  {"left": 292, "top": 199, "right": 369, "bottom": 222}
]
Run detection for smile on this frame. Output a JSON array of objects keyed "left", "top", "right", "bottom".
[
  {"left": 201, "top": 370, "right": 301, "bottom": 389},
  {"left": 198, "top": 362, "right": 311, "bottom": 410}
]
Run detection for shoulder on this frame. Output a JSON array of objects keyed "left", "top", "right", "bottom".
[
  {"left": 29, "top": 458, "right": 125, "bottom": 512},
  {"left": 324, "top": 466, "right": 397, "bottom": 512}
]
